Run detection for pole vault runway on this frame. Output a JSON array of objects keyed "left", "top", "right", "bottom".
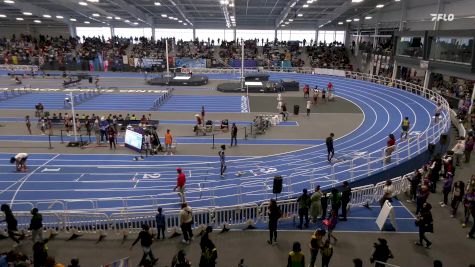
[{"left": 0, "top": 73, "right": 446, "bottom": 213}]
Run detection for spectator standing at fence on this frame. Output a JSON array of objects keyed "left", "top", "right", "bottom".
[
  {"left": 165, "top": 129, "right": 173, "bottom": 155},
  {"left": 219, "top": 145, "right": 227, "bottom": 178},
  {"left": 451, "top": 180, "right": 465, "bottom": 218},
  {"left": 297, "top": 189, "right": 311, "bottom": 229},
  {"left": 25, "top": 115, "right": 32, "bottom": 135},
  {"left": 99, "top": 117, "right": 109, "bottom": 143},
  {"left": 310, "top": 186, "right": 322, "bottom": 223},
  {"left": 416, "top": 184, "right": 430, "bottom": 214},
  {"left": 434, "top": 103, "right": 442, "bottom": 123},
  {"left": 267, "top": 199, "right": 281, "bottom": 245},
  {"left": 308, "top": 229, "right": 323, "bottom": 267},
  {"left": 429, "top": 156, "right": 443, "bottom": 193},
  {"left": 407, "top": 169, "right": 422, "bottom": 202},
  {"left": 287, "top": 242, "right": 305, "bottom": 267},
  {"left": 180, "top": 203, "right": 193, "bottom": 244},
  {"left": 340, "top": 181, "right": 351, "bottom": 221},
  {"left": 93, "top": 116, "right": 100, "bottom": 145},
  {"left": 415, "top": 202, "right": 433, "bottom": 248},
  {"left": 321, "top": 239, "right": 333, "bottom": 267},
  {"left": 384, "top": 134, "right": 396, "bottom": 164},
  {"left": 155, "top": 207, "right": 166, "bottom": 240},
  {"left": 47, "top": 117, "right": 53, "bottom": 136},
  {"left": 370, "top": 238, "right": 394, "bottom": 267},
  {"left": 29, "top": 208, "right": 43, "bottom": 243},
  {"left": 0, "top": 204, "right": 24, "bottom": 245},
  {"left": 320, "top": 191, "right": 329, "bottom": 220},
  {"left": 326, "top": 133, "right": 335, "bottom": 162},
  {"left": 174, "top": 168, "right": 186, "bottom": 203},
  {"left": 231, "top": 123, "right": 238, "bottom": 147},
  {"left": 130, "top": 224, "right": 158, "bottom": 266},
  {"left": 464, "top": 136, "right": 474, "bottom": 163},
  {"left": 330, "top": 188, "right": 342, "bottom": 217},
  {"left": 379, "top": 180, "right": 394, "bottom": 207},
  {"left": 40, "top": 117, "right": 46, "bottom": 135},
  {"left": 401, "top": 117, "right": 410, "bottom": 140}
]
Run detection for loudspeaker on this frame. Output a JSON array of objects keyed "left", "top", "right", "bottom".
[
  {"left": 428, "top": 143, "right": 436, "bottom": 153},
  {"left": 440, "top": 134, "right": 448, "bottom": 145},
  {"left": 272, "top": 176, "right": 283, "bottom": 194}
]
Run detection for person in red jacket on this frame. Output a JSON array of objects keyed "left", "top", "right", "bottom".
[
  {"left": 327, "top": 82, "right": 333, "bottom": 91},
  {"left": 174, "top": 168, "right": 186, "bottom": 203}
]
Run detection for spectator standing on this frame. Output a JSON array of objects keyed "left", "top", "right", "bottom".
[
  {"left": 330, "top": 188, "right": 342, "bottom": 217},
  {"left": 219, "top": 145, "right": 226, "bottom": 178},
  {"left": 130, "top": 224, "right": 157, "bottom": 266},
  {"left": 29, "top": 208, "right": 43, "bottom": 243},
  {"left": 200, "top": 226, "right": 213, "bottom": 252},
  {"left": 320, "top": 191, "right": 329, "bottom": 220},
  {"left": 384, "top": 134, "right": 396, "bottom": 164},
  {"left": 407, "top": 170, "right": 422, "bottom": 202},
  {"left": 379, "top": 180, "right": 394, "bottom": 207},
  {"left": 370, "top": 238, "right": 394, "bottom": 267},
  {"left": 340, "top": 181, "right": 351, "bottom": 221},
  {"left": 303, "top": 86, "right": 310, "bottom": 99},
  {"left": 287, "top": 242, "right": 305, "bottom": 267},
  {"left": 415, "top": 202, "right": 433, "bottom": 248},
  {"left": 155, "top": 207, "right": 166, "bottom": 240},
  {"left": 230, "top": 123, "right": 238, "bottom": 147},
  {"left": 143, "top": 132, "right": 151, "bottom": 155},
  {"left": 325, "top": 210, "right": 338, "bottom": 243},
  {"left": 310, "top": 186, "right": 322, "bottom": 223},
  {"left": 297, "top": 189, "right": 311, "bottom": 229},
  {"left": 451, "top": 180, "right": 465, "bottom": 218},
  {"left": 0, "top": 204, "right": 24, "bottom": 245},
  {"left": 199, "top": 239, "right": 217, "bottom": 267},
  {"left": 434, "top": 103, "right": 442, "bottom": 123},
  {"left": 171, "top": 250, "right": 191, "bottom": 267},
  {"left": 25, "top": 115, "right": 31, "bottom": 135},
  {"left": 321, "top": 239, "right": 333, "bottom": 267},
  {"left": 40, "top": 117, "right": 46, "bottom": 135},
  {"left": 107, "top": 125, "right": 116, "bottom": 149},
  {"left": 99, "top": 117, "right": 109, "bottom": 142},
  {"left": 179, "top": 203, "right": 193, "bottom": 244},
  {"left": 440, "top": 172, "right": 454, "bottom": 207},
  {"left": 201, "top": 106, "right": 206, "bottom": 126},
  {"left": 467, "top": 188, "right": 475, "bottom": 239},
  {"left": 306, "top": 100, "right": 311, "bottom": 116},
  {"left": 308, "top": 229, "right": 323, "bottom": 267},
  {"left": 429, "top": 156, "right": 443, "bottom": 193},
  {"left": 326, "top": 133, "right": 335, "bottom": 162},
  {"left": 267, "top": 199, "right": 282, "bottom": 245},
  {"left": 452, "top": 138, "right": 465, "bottom": 166},
  {"left": 464, "top": 136, "right": 474, "bottom": 163},
  {"left": 462, "top": 187, "right": 475, "bottom": 228},
  {"left": 33, "top": 241, "right": 48, "bottom": 267},
  {"left": 165, "top": 129, "right": 173, "bottom": 155},
  {"left": 174, "top": 168, "right": 186, "bottom": 203}
]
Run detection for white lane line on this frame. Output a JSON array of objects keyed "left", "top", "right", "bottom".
[
  {"left": 75, "top": 173, "right": 85, "bottom": 182},
  {"left": 9, "top": 154, "right": 61, "bottom": 206}
]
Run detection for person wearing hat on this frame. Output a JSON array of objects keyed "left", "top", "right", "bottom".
[
  {"left": 370, "top": 238, "right": 393, "bottom": 267},
  {"left": 174, "top": 168, "right": 186, "bottom": 203},
  {"left": 10, "top": 153, "right": 28, "bottom": 172},
  {"left": 219, "top": 145, "right": 226, "bottom": 178}
]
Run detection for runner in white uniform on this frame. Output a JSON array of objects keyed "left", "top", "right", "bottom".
[{"left": 10, "top": 153, "right": 28, "bottom": 171}]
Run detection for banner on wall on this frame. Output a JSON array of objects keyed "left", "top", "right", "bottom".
[
  {"left": 229, "top": 59, "right": 258, "bottom": 68},
  {"left": 175, "top": 58, "right": 206, "bottom": 68},
  {"left": 142, "top": 58, "right": 165, "bottom": 68},
  {"left": 314, "top": 68, "right": 346, "bottom": 77}
]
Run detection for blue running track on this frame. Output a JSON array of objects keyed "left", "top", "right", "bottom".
[{"left": 0, "top": 73, "right": 444, "bottom": 222}]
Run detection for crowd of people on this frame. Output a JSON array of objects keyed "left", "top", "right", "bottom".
[{"left": 307, "top": 41, "right": 350, "bottom": 69}]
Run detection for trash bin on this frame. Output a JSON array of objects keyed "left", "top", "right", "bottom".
[{"left": 293, "top": 104, "right": 299, "bottom": 115}]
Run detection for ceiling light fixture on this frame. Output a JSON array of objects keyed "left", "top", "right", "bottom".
[
  {"left": 346, "top": 19, "right": 352, "bottom": 22},
  {"left": 115, "top": 16, "right": 121, "bottom": 20},
  {"left": 56, "top": 15, "right": 64, "bottom": 19},
  {"left": 178, "top": 20, "right": 182, "bottom": 22},
  {"left": 34, "top": 20, "right": 41, "bottom": 23},
  {"left": 4, "top": 0, "right": 15, "bottom": 3},
  {"left": 161, "top": 14, "right": 167, "bottom": 17},
  {"left": 78, "top": 2, "right": 88, "bottom": 6},
  {"left": 92, "top": 13, "right": 100, "bottom": 17},
  {"left": 16, "top": 17, "right": 23, "bottom": 20},
  {"left": 303, "top": 4, "right": 309, "bottom": 8},
  {"left": 23, "top": 12, "right": 32, "bottom": 16},
  {"left": 86, "top": 0, "right": 99, "bottom": 2},
  {"left": 84, "top": 21, "right": 90, "bottom": 24},
  {"left": 365, "top": 16, "right": 372, "bottom": 19},
  {"left": 107, "top": 16, "right": 112, "bottom": 19},
  {"left": 133, "top": 22, "right": 139, "bottom": 25},
  {"left": 376, "top": 4, "right": 384, "bottom": 8},
  {"left": 352, "top": 0, "right": 363, "bottom": 2},
  {"left": 43, "top": 14, "right": 52, "bottom": 18},
  {"left": 0, "top": 14, "right": 6, "bottom": 18},
  {"left": 154, "top": 2, "right": 161, "bottom": 5},
  {"left": 183, "top": 23, "right": 187, "bottom": 25},
  {"left": 70, "top": 18, "right": 77, "bottom": 21},
  {"left": 297, "top": 14, "right": 303, "bottom": 17},
  {"left": 125, "top": 19, "right": 130, "bottom": 22},
  {"left": 338, "top": 22, "right": 343, "bottom": 24},
  {"left": 353, "top": 18, "right": 360, "bottom": 21}
]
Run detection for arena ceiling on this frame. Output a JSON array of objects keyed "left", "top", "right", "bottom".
[{"left": 0, "top": 0, "right": 399, "bottom": 29}]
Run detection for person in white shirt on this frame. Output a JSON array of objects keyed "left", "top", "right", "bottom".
[
  {"left": 10, "top": 153, "right": 28, "bottom": 172},
  {"left": 379, "top": 180, "right": 394, "bottom": 207},
  {"left": 434, "top": 103, "right": 442, "bottom": 123},
  {"left": 143, "top": 133, "right": 151, "bottom": 156},
  {"left": 306, "top": 100, "right": 311, "bottom": 116},
  {"left": 179, "top": 203, "right": 193, "bottom": 244},
  {"left": 452, "top": 138, "right": 465, "bottom": 166}
]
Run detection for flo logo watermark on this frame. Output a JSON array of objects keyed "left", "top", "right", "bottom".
[{"left": 430, "top": 13, "right": 455, "bottom": 21}]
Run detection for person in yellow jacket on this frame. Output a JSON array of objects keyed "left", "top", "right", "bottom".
[
  {"left": 401, "top": 117, "right": 410, "bottom": 140},
  {"left": 287, "top": 241, "right": 305, "bottom": 267}
]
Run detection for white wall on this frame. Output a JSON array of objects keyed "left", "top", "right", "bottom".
[{"left": 0, "top": 25, "right": 69, "bottom": 38}]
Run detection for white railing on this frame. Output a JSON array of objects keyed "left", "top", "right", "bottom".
[{"left": 0, "top": 70, "right": 457, "bottom": 233}]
